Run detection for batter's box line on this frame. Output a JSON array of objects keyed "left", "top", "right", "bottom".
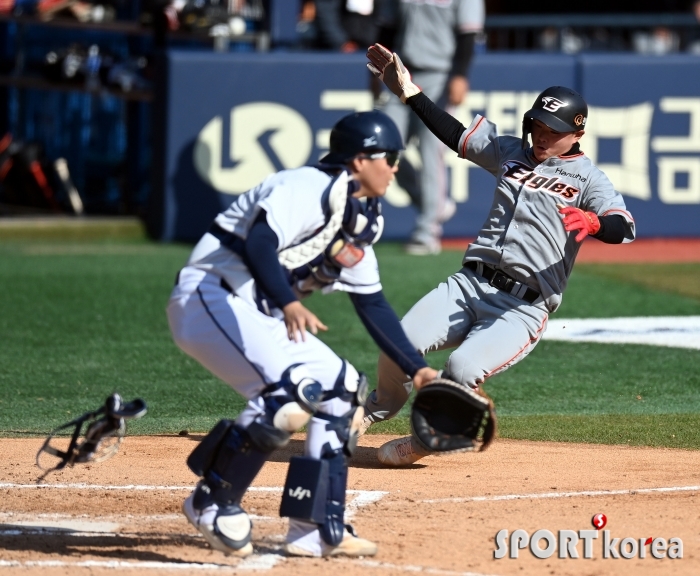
[
  {"left": 0, "top": 483, "right": 389, "bottom": 500},
  {"left": 420, "top": 484, "right": 700, "bottom": 504},
  {"left": 338, "top": 558, "right": 503, "bottom": 576},
  {"left": 0, "top": 491, "right": 389, "bottom": 534},
  {"left": 0, "top": 557, "right": 281, "bottom": 570},
  {"left": 0, "top": 483, "right": 389, "bottom": 518},
  {"left": 0, "top": 558, "right": 503, "bottom": 576}
]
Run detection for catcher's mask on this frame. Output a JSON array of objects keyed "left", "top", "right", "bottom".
[
  {"left": 521, "top": 85, "right": 588, "bottom": 148},
  {"left": 36, "top": 393, "right": 147, "bottom": 482}
]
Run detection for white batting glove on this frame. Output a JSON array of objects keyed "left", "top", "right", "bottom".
[{"left": 366, "top": 43, "right": 421, "bottom": 104}]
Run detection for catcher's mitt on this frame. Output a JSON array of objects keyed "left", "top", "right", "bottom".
[{"left": 410, "top": 377, "right": 497, "bottom": 453}]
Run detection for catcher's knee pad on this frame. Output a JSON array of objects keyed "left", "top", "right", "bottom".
[
  {"left": 279, "top": 443, "right": 348, "bottom": 546},
  {"left": 317, "top": 360, "right": 369, "bottom": 456},
  {"left": 261, "top": 364, "right": 324, "bottom": 433}
]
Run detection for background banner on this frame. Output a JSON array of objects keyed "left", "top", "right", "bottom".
[{"left": 150, "top": 51, "right": 700, "bottom": 241}]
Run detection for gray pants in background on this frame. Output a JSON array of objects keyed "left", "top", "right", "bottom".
[
  {"left": 364, "top": 267, "right": 550, "bottom": 423},
  {"left": 382, "top": 70, "right": 450, "bottom": 245}
]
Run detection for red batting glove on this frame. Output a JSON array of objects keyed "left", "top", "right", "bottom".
[{"left": 558, "top": 206, "right": 601, "bottom": 242}]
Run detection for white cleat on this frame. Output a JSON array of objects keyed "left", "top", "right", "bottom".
[
  {"left": 404, "top": 238, "right": 442, "bottom": 256},
  {"left": 438, "top": 197, "right": 457, "bottom": 224},
  {"left": 284, "top": 526, "right": 378, "bottom": 558},
  {"left": 182, "top": 491, "right": 254, "bottom": 557},
  {"left": 358, "top": 415, "right": 373, "bottom": 438},
  {"left": 377, "top": 435, "right": 430, "bottom": 466}
]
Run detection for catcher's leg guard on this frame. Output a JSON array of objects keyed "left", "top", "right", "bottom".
[
  {"left": 319, "top": 444, "right": 348, "bottom": 545},
  {"left": 185, "top": 366, "right": 324, "bottom": 554},
  {"left": 185, "top": 423, "right": 267, "bottom": 553},
  {"left": 279, "top": 444, "right": 347, "bottom": 546},
  {"left": 281, "top": 361, "right": 369, "bottom": 548}
]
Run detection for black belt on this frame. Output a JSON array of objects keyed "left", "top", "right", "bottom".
[{"left": 465, "top": 261, "right": 539, "bottom": 304}]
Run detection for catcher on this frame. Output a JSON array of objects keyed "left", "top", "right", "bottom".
[{"left": 362, "top": 43, "right": 636, "bottom": 466}]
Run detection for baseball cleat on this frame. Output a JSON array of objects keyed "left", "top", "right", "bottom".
[
  {"left": 183, "top": 486, "right": 254, "bottom": 557},
  {"left": 284, "top": 525, "right": 377, "bottom": 558},
  {"left": 358, "top": 415, "right": 373, "bottom": 437},
  {"left": 404, "top": 238, "right": 442, "bottom": 256},
  {"left": 377, "top": 435, "right": 430, "bottom": 466},
  {"left": 438, "top": 197, "right": 457, "bottom": 224}
]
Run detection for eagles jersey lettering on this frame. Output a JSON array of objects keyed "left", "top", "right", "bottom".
[{"left": 457, "top": 114, "right": 635, "bottom": 313}]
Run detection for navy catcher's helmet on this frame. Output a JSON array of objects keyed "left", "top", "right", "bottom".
[
  {"left": 320, "top": 110, "right": 404, "bottom": 165},
  {"left": 522, "top": 86, "right": 588, "bottom": 147}
]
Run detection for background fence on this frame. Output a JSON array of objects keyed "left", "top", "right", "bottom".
[{"left": 148, "top": 50, "right": 700, "bottom": 242}]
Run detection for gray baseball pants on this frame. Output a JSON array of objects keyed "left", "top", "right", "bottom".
[
  {"left": 364, "top": 266, "right": 550, "bottom": 423},
  {"left": 382, "top": 70, "right": 450, "bottom": 245}
]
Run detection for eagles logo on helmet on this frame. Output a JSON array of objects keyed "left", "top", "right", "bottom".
[{"left": 522, "top": 86, "right": 588, "bottom": 148}]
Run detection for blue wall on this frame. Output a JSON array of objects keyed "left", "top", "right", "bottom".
[{"left": 150, "top": 51, "right": 700, "bottom": 241}]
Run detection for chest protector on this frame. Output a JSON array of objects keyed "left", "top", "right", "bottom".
[{"left": 276, "top": 171, "right": 349, "bottom": 269}]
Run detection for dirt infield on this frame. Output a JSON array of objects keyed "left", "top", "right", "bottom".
[
  {"left": 1, "top": 435, "right": 699, "bottom": 576},
  {"left": 441, "top": 238, "right": 700, "bottom": 263}
]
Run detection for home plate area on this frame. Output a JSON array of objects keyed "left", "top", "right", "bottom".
[
  {"left": 1, "top": 436, "right": 699, "bottom": 576},
  {"left": 0, "top": 488, "right": 390, "bottom": 573}
]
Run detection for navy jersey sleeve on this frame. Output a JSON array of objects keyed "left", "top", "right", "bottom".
[
  {"left": 349, "top": 291, "right": 427, "bottom": 378},
  {"left": 244, "top": 212, "right": 297, "bottom": 309}
]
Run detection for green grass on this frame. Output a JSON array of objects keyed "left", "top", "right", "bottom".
[
  {"left": 0, "top": 239, "right": 238, "bottom": 436},
  {"left": 555, "top": 263, "right": 700, "bottom": 318},
  {"left": 0, "top": 217, "right": 146, "bottom": 241},
  {"left": 1, "top": 238, "right": 699, "bottom": 449}
]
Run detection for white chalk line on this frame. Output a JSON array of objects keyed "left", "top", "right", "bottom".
[
  {"left": 0, "top": 558, "right": 501, "bottom": 575},
  {"left": 0, "top": 512, "right": 278, "bottom": 524},
  {"left": 0, "top": 482, "right": 383, "bottom": 498},
  {"left": 0, "top": 512, "right": 185, "bottom": 520},
  {"left": 422, "top": 484, "right": 700, "bottom": 504},
  {"left": 0, "top": 483, "right": 272, "bottom": 491},
  {"left": 345, "top": 490, "right": 387, "bottom": 520},
  {"left": 0, "top": 557, "right": 281, "bottom": 570},
  {"left": 341, "top": 559, "right": 502, "bottom": 576}
]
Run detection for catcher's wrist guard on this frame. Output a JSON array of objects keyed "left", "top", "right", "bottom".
[
  {"left": 410, "top": 377, "right": 497, "bottom": 454},
  {"left": 36, "top": 393, "right": 147, "bottom": 482}
]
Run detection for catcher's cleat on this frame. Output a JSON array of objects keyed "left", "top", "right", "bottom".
[
  {"left": 377, "top": 435, "right": 432, "bottom": 467},
  {"left": 284, "top": 525, "right": 377, "bottom": 558},
  {"left": 183, "top": 485, "right": 253, "bottom": 558}
]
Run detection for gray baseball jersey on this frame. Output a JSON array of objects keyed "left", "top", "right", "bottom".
[
  {"left": 395, "top": 0, "right": 485, "bottom": 72},
  {"left": 457, "top": 114, "right": 636, "bottom": 314},
  {"left": 364, "top": 114, "right": 636, "bottom": 423}
]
